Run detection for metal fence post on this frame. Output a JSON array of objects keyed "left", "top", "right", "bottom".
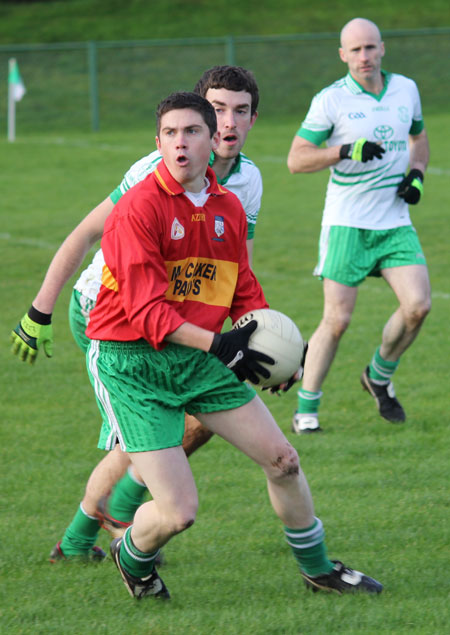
[
  {"left": 225, "top": 35, "right": 235, "bottom": 65},
  {"left": 0, "top": 29, "right": 448, "bottom": 131},
  {"left": 87, "top": 41, "right": 99, "bottom": 131}
]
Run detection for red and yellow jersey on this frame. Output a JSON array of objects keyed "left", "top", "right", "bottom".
[{"left": 86, "top": 161, "right": 267, "bottom": 349}]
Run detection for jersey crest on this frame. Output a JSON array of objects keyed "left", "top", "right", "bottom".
[
  {"left": 171, "top": 217, "right": 185, "bottom": 240},
  {"left": 214, "top": 215, "right": 225, "bottom": 237}
]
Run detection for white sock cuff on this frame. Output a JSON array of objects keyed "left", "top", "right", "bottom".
[
  {"left": 297, "top": 389, "right": 323, "bottom": 400},
  {"left": 79, "top": 502, "right": 98, "bottom": 521},
  {"left": 284, "top": 517, "right": 324, "bottom": 549},
  {"left": 127, "top": 466, "right": 146, "bottom": 487}
]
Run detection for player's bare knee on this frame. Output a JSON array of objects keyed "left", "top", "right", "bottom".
[
  {"left": 323, "top": 313, "right": 351, "bottom": 339},
  {"left": 267, "top": 442, "right": 300, "bottom": 482},
  {"left": 169, "top": 512, "right": 196, "bottom": 535},
  {"left": 165, "top": 502, "right": 198, "bottom": 535},
  {"left": 405, "top": 298, "right": 431, "bottom": 329},
  {"left": 417, "top": 296, "right": 431, "bottom": 321}
]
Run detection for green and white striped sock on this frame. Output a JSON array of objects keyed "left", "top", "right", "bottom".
[
  {"left": 119, "top": 527, "right": 160, "bottom": 579},
  {"left": 284, "top": 517, "right": 334, "bottom": 576},
  {"left": 297, "top": 389, "right": 322, "bottom": 415},
  {"left": 60, "top": 503, "right": 101, "bottom": 556},
  {"left": 108, "top": 466, "right": 147, "bottom": 522},
  {"left": 369, "top": 347, "right": 399, "bottom": 384}
]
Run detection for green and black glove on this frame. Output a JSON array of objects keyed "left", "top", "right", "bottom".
[
  {"left": 397, "top": 169, "right": 424, "bottom": 205},
  {"left": 340, "top": 138, "right": 385, "bottom": 163},
  {"left": 11, "top": 306, "right": 53, "bottom": 364}
]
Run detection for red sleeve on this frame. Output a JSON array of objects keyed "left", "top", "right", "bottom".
[
  {"left": 101, "top": 200, "right": 185, "bottom": 350},
  {"left": 229, "top": 212, "right": 269, "bottom": 323}
]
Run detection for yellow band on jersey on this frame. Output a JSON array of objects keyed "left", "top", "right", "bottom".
[
  {"left": 101, "top": 264, "right": 119, "bottom": 292},
  {"left": 165, "top": 257, "right": 238, "bottom": 307}
]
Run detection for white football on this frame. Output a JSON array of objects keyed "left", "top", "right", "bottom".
[{"left": 232, "top": 308, "right": 304, "bottom": 388}]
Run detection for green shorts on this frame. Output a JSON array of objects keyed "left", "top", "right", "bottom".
[
  {"left": 87, "top": 339, "right": 256, "bottom": 452},
  {"left": 69, "top": 289, "right": 96, "bottom": 353},
  {"left": 314, "top": 225, "right": 427, "bottom": 287}
]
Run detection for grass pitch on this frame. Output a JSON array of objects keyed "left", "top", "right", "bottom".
[{"left": 1, "top": 113, "right": 449, "bottom": 633}]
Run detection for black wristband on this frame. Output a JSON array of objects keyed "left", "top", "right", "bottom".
[
  {"left": 28, "top": 304, "right": 52, "bottom": 325},
  {"left": 209, "top": 332, "right": 221, "bottom": 354},
  {"left": 339, "top": 144, "right": 351, "bottom": 160},
  {"left": 410, "top": 168, "right": 424, "bottom": 183}
]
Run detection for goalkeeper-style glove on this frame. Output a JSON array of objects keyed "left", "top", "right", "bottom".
[
  {"left": 209, "top": 320, "right": 275, "bottom": 385},
  {"left": 397, "top": 169, "right": 424, "bottom": 204},
  {"left": 340, "top": 138, "right": 385, "bottom": 163},
  {"left": 11, "top": 305, "right": 53, "bottom": 364},
  {"left": 263, "top": 341, "right": 309, "bottom": 395}
]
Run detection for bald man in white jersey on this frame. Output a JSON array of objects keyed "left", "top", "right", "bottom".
[{"left": 287, "top": 18, "right": 430, "bottom": 433}]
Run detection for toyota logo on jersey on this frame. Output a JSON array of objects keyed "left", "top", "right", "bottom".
[{"left": 374, "top": 125, "right": 394, "bottom": 140}]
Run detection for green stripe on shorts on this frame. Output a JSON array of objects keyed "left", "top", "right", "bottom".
[
  {"left": 314, "top": 225, "right": 427, "bottom": 286},
  {"left": 69, "top": 289, "right": 96, "bottom": 353},
  {"left": 87, "top": 339, "right": 255, "bottom": 452}
]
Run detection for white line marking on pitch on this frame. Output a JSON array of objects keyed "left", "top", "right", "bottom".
[
  {"left": 2, "top": 234, "right": 448, "bottom": 300},
  {"left": 0, "top": 233, "right": 57, "bottom": 250},
  {"left": 13, "top": 137, "right": 142, "bottom": 154}
]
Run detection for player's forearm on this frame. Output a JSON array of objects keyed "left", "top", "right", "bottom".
[
  {"left": 287, "top": 141, "right": 341, "bottom": 174},
  {"left": 408, "top": 130, "right": 430, "bottom": 175},
  {"left": 32, "top": 197, "right": 114, "bottom": 314},
  {"left": 32, "top": 231, "right": 96, "bottom": 314},
  {"left": 165, "top": 322, "right": 215, "bottom": 352}
]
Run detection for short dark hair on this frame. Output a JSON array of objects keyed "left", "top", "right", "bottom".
[
  {"left": 156, "top": 92, "right": 217, "bottom": 137},
  {"left": 194, "top": 66, "right": 259, "bottom": 115}
]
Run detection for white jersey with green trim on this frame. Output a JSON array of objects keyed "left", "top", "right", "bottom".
[
  {"left": 298, "top": 72, "right": 424, "bottom": 229},
  {"left": 74, "top": 150, "right": 262, "bottom": 301}
]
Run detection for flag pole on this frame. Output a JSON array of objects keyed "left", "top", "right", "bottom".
[
  {"left": 8, "top": 57, "right": 26, "bottom": 142},
  {"left": 8, "top": 58, "right": 17, "bottom": 142}
]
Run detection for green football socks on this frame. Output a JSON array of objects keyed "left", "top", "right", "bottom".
[
  {"left": 284, "top": 517, "right": 334, "bottom": 576},
  {"left": 119, "top": 526, "right": 160, "bottom": 578},
  {"left": 369, "top": 346, "right": 399, "bottom": 383},
  {"left": 60, "top": 503, "right": 101, "bottom": 556},
  {"left": 297, "top": 389, "right": 322, "bottom": 415},
  {"left": 108, "top": 467, "right": 148, "bottom": 522}
]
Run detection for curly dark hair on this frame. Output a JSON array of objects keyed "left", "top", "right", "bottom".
[{"left": 194, "top": 66, "right": 259, "bottom": 115}]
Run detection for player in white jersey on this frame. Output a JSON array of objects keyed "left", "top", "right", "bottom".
[
  {"left": 287, "top": 18, "right": 430, "bottom": 434},
  {"left": 11, "top": 66, "right": 266, "bottom": 560}
]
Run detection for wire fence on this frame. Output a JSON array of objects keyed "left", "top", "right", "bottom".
[{"left": 1, "top": 29, "right": 449, "bottom": 134}]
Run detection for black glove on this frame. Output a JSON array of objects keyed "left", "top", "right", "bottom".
[
  {"left": 209, "top": 320, "right": 275, "bottom": 385},
  {"left": 340, "top": 138, "right": 385, "bottom": 163},
  {"left": 263, "top": 341, "right": 309, "bottom": 395},
  {"left": 397, "top": 169, "right": 424, "bottom": 204}
]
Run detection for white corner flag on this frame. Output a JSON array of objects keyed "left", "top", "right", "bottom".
[{"left": 8, "top": 58, "right": 26, "bottom": 142}]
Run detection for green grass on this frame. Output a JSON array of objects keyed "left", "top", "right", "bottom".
[
  {"left": 1, "top": 0, "right": 449, "bottom": 43},
  {"left": 1, "top": 1, "right": 449, "bottom": 132},
  {"left": 1, "top": 31, "right": 449, "bottom": 131},
  {"left": 1, "top": 111, "right": 449, "bottom": 633}
]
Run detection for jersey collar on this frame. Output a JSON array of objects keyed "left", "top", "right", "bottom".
[
  {"left": 154, "top": 160, "right": 227, "bottom": 197},
  {"left": 209, "top": 152, "right": 242, "bottom": 185},
  {"left": 345, "top": 70, "right": 391, "bottom": 101}
]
